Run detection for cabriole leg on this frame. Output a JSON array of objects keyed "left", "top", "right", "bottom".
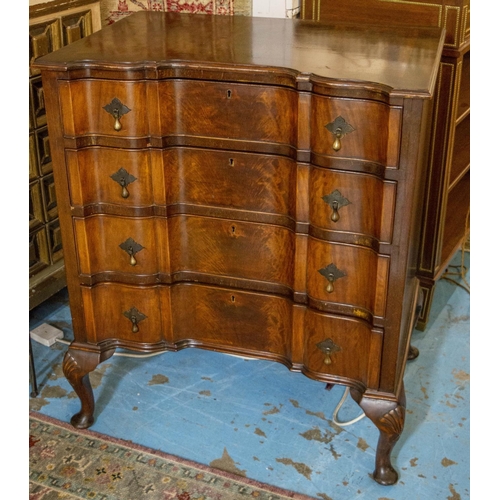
[
  {"left": 62, "top": 346, "right": 114, "bottom": 429},
  {"left": 351, "top": 385, "right": 406, "bottom": 485}
]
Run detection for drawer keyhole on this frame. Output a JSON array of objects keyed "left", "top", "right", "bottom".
[
  {"left": 229, "top": 158, "right": 235, "bottom": 166},
  {"left": 227, "top": 89, "right": 232, "bottom": 99}
]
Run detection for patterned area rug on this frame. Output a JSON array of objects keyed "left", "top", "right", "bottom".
[
  {"left": 29, "top": 412, "right": 314, "bottom": 499},
  {"left": 100, "top": 1, "right": 251, "bottom": 25}
]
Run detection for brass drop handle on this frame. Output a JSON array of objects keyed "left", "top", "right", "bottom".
[
  {"left": 103, "top": 98, "right": 131, "bottom": 133},
  {"left": 331, "top": 201, "right": 340, "bottom": 222},
  {"left": 111, "top": 168, "right": 137, "bottom": 199},
  {"left": 326, "top": 274, "right": 335, "bottom": 293},
  {"left": 119, "top": 178, "right": 130, "bottom": 198},
  {"left": 322, "top": 347, "right": 333, "bottom": 365},
  {"left": 112, "top": 109, "right": 122, "bottom": 131},
  {"left": 325, "top": 116, "right": 354, "bottom": 153},
  {"left": 332, "top": 128, "right": 342, "bottom": 151},
  {"left": 119, "top": 237, "right": 144, "bottom": 267},
  {"left": 316, "top": 338, "right": 341, "bottom": 366},
  {"left": 128, "top": 246, "right": 137, "bottom": 266},
  {"left": 322, "top": 190, "right": 351, "bottom": 224},
  {"left": 318, "top": 263, "right": 347, "bottom": 294},
  {"left": 123, "top": 306, "right": 147, "bottom": 334},
  {"left": 130, "top": 315, "right": 139, "bottom": 333}
]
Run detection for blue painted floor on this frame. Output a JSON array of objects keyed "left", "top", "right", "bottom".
[{"left": 29, "top": 250, "right": 470, "bottom": 499}]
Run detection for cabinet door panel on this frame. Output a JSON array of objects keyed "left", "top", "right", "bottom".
[
  {"left": 36, "top": 126, "right": 53, "bottom": 175},
  {"left": 62, "top": 10, "right": 93, "bottom": 45},
  {"left": 30, "top": 181, "right": 45, "bottom": 230},
  {"left": 29, "top": 227, "right": 50, "bottom": 276},
  {"left": 29, "top": 19, "right": 62, "bottom": 76}
]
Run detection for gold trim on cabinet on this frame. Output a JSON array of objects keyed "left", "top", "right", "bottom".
[
  {"left": 418, "top": 62, "right": 456, "bottom": 274},
  {"left": 303, "top": 1, "right": 469, "bottom": 49},
  {"left": 444, "top": 6, "right": 460, "bottom": 48},
  {"left": 462, "top": 5, "right": 470, "bottom": 45},
  {"left": 307, "top": 0, "right": 443, "bottom": 24}
]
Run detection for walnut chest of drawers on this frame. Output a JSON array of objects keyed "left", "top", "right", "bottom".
[{"left": 36, "top": 12, "right": 444, "bottom": 486}]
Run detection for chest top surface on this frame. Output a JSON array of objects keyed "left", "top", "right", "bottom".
[{"left": 35, "top": 11, "right": 443, "bottom": 97}]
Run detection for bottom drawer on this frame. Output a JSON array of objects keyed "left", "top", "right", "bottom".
[
  {"left": 81, "top": 283, "right": 168, "bottom": 345},
  {"left": 303, "top": 309, "right": 381, "bottom": 385},
  {"left": 79, "top": 283, "right": 294, "bottom": 360},
  {"left": 170, "top": 284, "right": 293, "bottom": 359}
]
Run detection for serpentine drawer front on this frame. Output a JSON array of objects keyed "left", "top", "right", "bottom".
[{"left": 35, "top": 12, "right": 444, "bottom": 488}]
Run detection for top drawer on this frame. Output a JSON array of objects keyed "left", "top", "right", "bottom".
[
  {"left": 60, "top": 80, "right": 149, "bottom": 138},
  {"left": 157, "top": 80, "right": 297, "bottom": 146},
  {"left": 58, "top": 79, "right": 298, "bottom": 147},
  {"left": 310, "top": 95, "right": 401, "bottom": 168}
]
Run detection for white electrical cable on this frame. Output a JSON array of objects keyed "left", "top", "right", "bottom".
[{"left": 331, "top": 386, "right": 366, "bottom": 427}]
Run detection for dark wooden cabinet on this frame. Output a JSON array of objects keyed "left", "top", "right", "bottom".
[
  {"left": 29, "top": 0, "right": 101, "bottom": 310},
  {"left": 35, "top": 12, "right": 443, "bottom": 486},
  {"left": 300, "top": 0, "right": 471, "bottom": 329}
]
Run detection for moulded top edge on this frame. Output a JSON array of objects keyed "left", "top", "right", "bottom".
[
  {"left": 33, "top": 11, "right": 444, "bottom": 98},
  {"left": 34, "top": 61, "right": 430, "bottom": 102}
]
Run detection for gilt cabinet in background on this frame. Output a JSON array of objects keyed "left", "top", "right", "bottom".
[{"left": 29, "top": 0, "right": 101, "bottom": 310}]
